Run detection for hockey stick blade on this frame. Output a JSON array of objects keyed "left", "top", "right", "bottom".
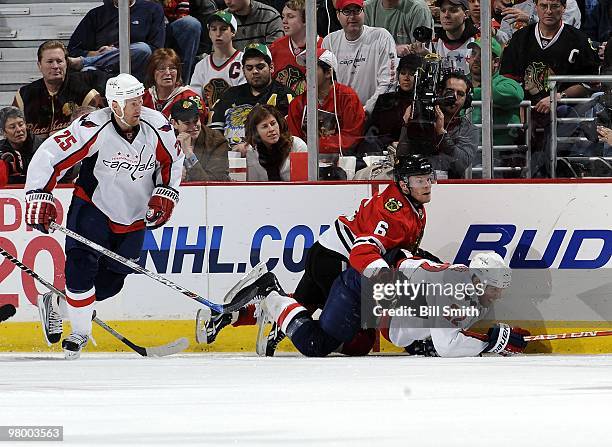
[
  {"left": 0, "top": 246, "right": 185, "bottom": 357},
  {"left": 93, "top": 317, "right": 189, "bottom": 356},
  {"left": 50, "top": 222, "right": 225, "bottom": 313}
]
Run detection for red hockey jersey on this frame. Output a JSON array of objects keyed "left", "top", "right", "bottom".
[
  {"left": 318, "top": 183, "right": 427, "bottom": 273},
  {"left": 270, "top": 35, "right": 323, "bottom": 95}
]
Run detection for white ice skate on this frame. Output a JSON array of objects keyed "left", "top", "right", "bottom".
[
  {"left": 37, "top": 292, "right": 63, "bottom": 345},
  {"left": 62, "top": 333, "right": 89, "bottom": 360}
]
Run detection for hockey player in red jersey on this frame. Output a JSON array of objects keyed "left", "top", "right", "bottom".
[
  {"left": 25, "top": 73, "right": 184, "bottom": 359},
  {"left": 197, "top": 153, "right": 437, "bottom": 354}
]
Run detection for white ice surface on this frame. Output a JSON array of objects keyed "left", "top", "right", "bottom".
[{"left": 1, "top": 353, "right": 611, "bottom": 446}]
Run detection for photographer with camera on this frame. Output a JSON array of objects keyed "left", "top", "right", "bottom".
[{"left": 398, "top": 71, "right": 477, "bottom": 178}]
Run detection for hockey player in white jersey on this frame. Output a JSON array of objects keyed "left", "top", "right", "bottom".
[
  {"left": 24, "top": 73, "right": 184, "bottom": 359},
  {"left": 231, "top": 251, "right": 529, "bottom": 357},
  {"left": 386, "top": 252, "right": 529, "bottom": 357}
]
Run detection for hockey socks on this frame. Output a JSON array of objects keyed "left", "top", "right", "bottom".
[{"left": 65, "top": 287, "right": 96, "bottom": 337}]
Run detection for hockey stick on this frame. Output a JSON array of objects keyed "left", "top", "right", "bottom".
[
  {"left": 50, "top": 222, "right": 259, "bottom": 313},
  {"left": 0, "top": 246, "right": 188, "bottom": 357},
  {"left": 464, "top": 328, "right": 612, "bottom": 343},
  {"left": 525, "top": 331, "right": 612, "bottom": 341}
]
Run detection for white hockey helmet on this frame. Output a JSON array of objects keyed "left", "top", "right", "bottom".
[
  {"left": 469, "top": 252, "right": 512, "bottom": 289},
  {"left": 105, "top": 73, "right": 144, "bottom": 112}
]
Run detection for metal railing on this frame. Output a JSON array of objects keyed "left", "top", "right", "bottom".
[
  {"left": 549, "top": 75, "right": 612, "bottom": 178},
  {"left": 467, "top": 100, "right": 532, "bottom": 178}
]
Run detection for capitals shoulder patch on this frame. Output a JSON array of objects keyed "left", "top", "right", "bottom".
[{"left": 384, "top": 198, "right": 403, "bottom": 212}]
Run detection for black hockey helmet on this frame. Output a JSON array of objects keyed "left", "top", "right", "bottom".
[{"left": 393, "top": 154, "right": 433, "bottom": 183}]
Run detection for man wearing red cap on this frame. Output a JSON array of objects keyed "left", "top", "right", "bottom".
[
  {"left": 322, "top": 0, "right": 398, "bottom": 115},
  {"left": 287, "top": 48, "right": 365, "bottom": 154}
]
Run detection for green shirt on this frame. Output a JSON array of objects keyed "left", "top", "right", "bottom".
[{"left": 364, "top": 0, "right": 434, "bottom": 45}]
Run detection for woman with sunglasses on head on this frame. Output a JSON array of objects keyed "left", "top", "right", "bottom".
[
  {"left": 243, "top": 104, "right": 306, "bottom": 181},
  {"left": 143, "top": 48, "right": 208, "bottom": 123}
]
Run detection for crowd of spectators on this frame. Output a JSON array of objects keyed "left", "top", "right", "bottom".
[{"left": 2, "top": 0, "right": 612, "bottom": 185}]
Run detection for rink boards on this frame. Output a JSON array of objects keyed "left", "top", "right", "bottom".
[{"left": 0, "top": 181, "right": 611, "bottom": 353}]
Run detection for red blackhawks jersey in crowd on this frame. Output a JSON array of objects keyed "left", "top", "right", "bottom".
[
  {"left": 318, "top": 183, "right": 427, "bottom": 273},
  {"left": 143, "top": 85, "right": 208, "bottom": 124},
  {"left": 269, "top": 35, "right": 323, "bottom": 95},
  {"left": 287, "top": 82, "right": 365, "bottom": 154}
]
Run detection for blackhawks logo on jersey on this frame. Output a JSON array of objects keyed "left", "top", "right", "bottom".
[{"left": 384, "top": 198, "right": 403, "bottom": 213}]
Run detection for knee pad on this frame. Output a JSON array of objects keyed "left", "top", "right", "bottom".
[
  {"left": 65, "top": 249, "right": 99, "bottom": 292},
  {"left": 340, "top": 329, "right": 376, "bottom": 356}
]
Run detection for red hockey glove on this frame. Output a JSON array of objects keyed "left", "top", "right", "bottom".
[
  {"left": 25, "top": 190, "right": 57, "bottom": 234},
  {"left": 484, "top": 323, "right": 531, "bottom": 356},
  {"left": 145, "top": 186, "right": 179, "bottom": 230}
]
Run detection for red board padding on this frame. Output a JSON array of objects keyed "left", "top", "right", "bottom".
[{"left": 290, "top": 152, "right": 308, "bottom": 181}]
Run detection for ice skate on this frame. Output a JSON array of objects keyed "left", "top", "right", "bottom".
[
  {"left": 62, "top": 333, "right": 89, "bottom": 360},
  {"left": 195, "top": 308, "right": 234, "bottom": 344},
  {"left": 37, "top": 292, "right": 63, "bottom": 345}
]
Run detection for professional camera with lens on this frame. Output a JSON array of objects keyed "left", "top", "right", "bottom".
[{"left": 397, "top": 27, "right": 456, "bottom": 155}]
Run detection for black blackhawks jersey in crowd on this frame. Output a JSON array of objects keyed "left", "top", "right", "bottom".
[
  {"left": 500, "top": 23, "right": 599, "bottom": 103},
  {"left": 13, "top": 72, "right": 102, "bottom": 139},
  {"left": 208, "top": 80, "right": 293, "bottom": 144},
  {"left": 25, "top": 107, "right": 183, "bottom": 232}
]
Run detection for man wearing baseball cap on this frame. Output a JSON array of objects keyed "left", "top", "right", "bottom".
[
  {"left": 287, "top": 48, "right": 365, "bottom": 154},
  {"left": 208, "top": 43, "right": 294, "bottom": 151},
  {"left": 322, "top": 0, "right": 398, "bottom": 115},
  {"left": 190, "top": 11, "right": 245, "bottom": 110},
  {"left": 171, "top": 99, "right": 230, "bottom": 182},
  {"left": 433, "top": 0, "right": 479, "bottom": 73},
  {"left": 467, "top": 38, "right": 524, "bottom": 156}
]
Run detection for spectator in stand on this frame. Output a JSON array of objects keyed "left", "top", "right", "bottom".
[
  {"left": 287, "top": 48, "right": 365, "bottom": 154},
  {"left": 143, "top": 49, "right": 208, "bottom": 123},
  {"left": 365, "top": 54, "right": 422, "bottom": 152},
  {"left": 495, "top": 0, "right": 583, "bottom": 44},
  {"left": 224, "top": 0, "right": 284, "bottom": 49},
  {"left": 209, "top": 44, "right": 294, "bottom": 148},
  {"left": 468, "top": 39, "right": 524, "bottom": 146},
  {"left": 0, "top": 107, "right": 43, "bottom": 187},
  {"left": 322, "top": 0, "right": 398, "bottom": 115},
  {"left": 190, "top": 12, "right": 246, "bottom": 110},
  {"left": 580, "top": 0, "right": 612, "bottom": 43},
  {"left": 467, "top": 0, "right": 480, "bottom": 27},
  {"left": 13, "top": 41, "right": 103, "bottom": 140},
  {"left": 499, "top": 0, "right": 599, "bottom": 175},
  {"left": 67, "top": 0, "right": 165, "bottom": 81},
  {"left": 433, "top": 0, "right": 479, "bottom": 74},
  {"left": 399, "top": 71, "right": 477, "bottom": 178},
  {"left": 244, "top": 104, "right": 306, "bottom": 180},
  {"left": 160, "top": 0, "right": 204, "bottom": 84},
  {"left": 318, "top": 0, "right": 343, "bottom": 37},
  {"left": 364, "top": 0, "right": 434, "bottom": 57},
  {"left": 270, "top": 0, "right": 324, "bottom": 95},
  {"left": 467, "top": 39, "right": 525, "bottom": 175},
  {"left": 170, "top": 99, "right": 230, "bottom": 182}
]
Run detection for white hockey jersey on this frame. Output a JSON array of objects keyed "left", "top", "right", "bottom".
[
  {"left": 388, "top": 258, "right": 489, "bottom": 357},
  {"left": 189, "top": 50, "right": 245, "bottom": 109},
  {"left": 25, "top": 107, "right": 183, "bottom": 231}
]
